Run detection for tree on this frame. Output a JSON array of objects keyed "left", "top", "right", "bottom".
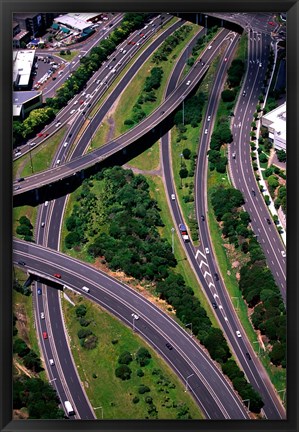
[
  {"left": 16, "top": 225, "right": 32, "bottom": 237},
  {"left": 221, "top": 89, "right": 235, "bottom": 102},
  {"left": 75, "top": 304, "right": 87, "bottom": 318},
  {"left": 77, "top": 328, "right": 92, "bottom": 339},
  {"left": 118, "top": 351, "right": 133, "bottom": 365},
  {"left": 19, "top": 216, "right": 33, "bottom": 228},
  {"left": 276, "top": 149, "right": 286, "bottom": 162},
  {"left": 23, "top": 351, "right": 43, "bottom": 372},
  {"left": 182, "top": 148, "right": 191, "bottom": 159},
  {"left": 136, "top": 347, "right": 151, "bottom": 366},
  {"left": 179, "top": 168, "right": 188, "bottom": 179},
  {"left": 13, "top": 339, "right": 30, "bottom": 357},
  {"left": 115, "top": 365, "right": 132, "bottom": 380}
]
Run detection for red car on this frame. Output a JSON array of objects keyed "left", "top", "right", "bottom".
[
  {"left": 37, "top": 132, "right": 44, "bottom": 137},
  {"left": 43, "top": 332, "right": 48, "bottom": 339},
  {"left": 53, "top": 273, "right": 61, "bottom": 279},
  {"left": 127, "top": 41, "right": 131, "bottom": 44},
  {"left": 268, "top": 21, "right": 275, "bottom": 26},
  {"left": 79, "top": 100, "right": 84, "bottom": 104},
  {"left": 44, "top": 133, "right": 49, "bottom": 137},
  {"left": 140, "top": 33, "right": 144, "bottom": 37}
]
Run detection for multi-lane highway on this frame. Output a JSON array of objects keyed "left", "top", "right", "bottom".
[
  {"left": 12, "top": 12, "right": 287, "bottom": 421},
  {"left": 14, "top": 238, "right": 249, "bottom": 420}
]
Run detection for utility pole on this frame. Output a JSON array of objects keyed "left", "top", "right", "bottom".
[
  {"left": 185, "top": 373, "right": 194, "bottom": 392},
  {"left": 185, "top": 323, "right": 193, "bottom": 338}
]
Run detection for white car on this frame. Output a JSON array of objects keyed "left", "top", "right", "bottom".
[
  {"left": 207, "top": 116, "right": 211, "bottom": 121},
  {"left": 70, "top": 109, "right": 76, "bottom": 114},
  {"left": 236, "top": 330, "right": 242, "bottom": 338},
  {"left": 205, "top": 247, "right": 210, "bottom": 254},
  {"left": 49, "top": 359, "right": 55, "bottom": 366},
  {"left": 30, "top": 142, "right": 36, "bottom": 147},
  {"left": 131, "top": 313, "right": 139, "bottom": 320},
  {"left": 122, "top": 50, "right": 127, "bottom": 54},
  {"left": 55, "top": 122, "right": 61, "bottom": 127},
  {"left": 96, "top": 79, "right": 101, "bottom": 84},
  {"left": 186, "top": 80, "right": 191, "bottom": 85},
  {"left": 73, "top": 100, "right": 78, "bottom": 105},
  {"left": 171, "top": 194, "right": 175, "bottom": 200},
  {"left": 40, "top": 312, "right": 45, "bottom": 319},
  {"left": 259, "top": 63, "right": 262, "bottom": 67},
  {"left": 281, "top": 250, "right": 286, "bottom": 258},
  {"left": 63, "top": 142, "right": 68, "bottom": 147},
  {"left": 56, "top": 159, "right": 60, "bottom": 165},
  {"left": 204, "top": 129, "right": 208, "bottom": 134},
  {"left": 41, "top": 222, "right": 45, "bottom": 227},
  {"left": 45, "top": 201, "right": 49, "bottom": 207},
  {"left": 208, "top": 45, "right": 212, "bottom": 49},
  {"left": 15, "top": 152, "right": 22, "bottom": 157}
]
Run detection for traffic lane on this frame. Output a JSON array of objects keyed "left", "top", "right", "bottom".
[
  {"left": 13, "top": 241, "right": 249, "bottom": 419},
  {"left": 46, "top": 286, "right": 95, "bottom": 419},
  {"left": 13, "top": 27, "right": 229, "bottom": 187}
]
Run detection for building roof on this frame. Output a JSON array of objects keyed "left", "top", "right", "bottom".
[
  {"left": 13, "top": 91, "right": 41, "bottom": 105},
  {"left": 68, "top": 12, "right": 102, "bottom": 22},
  {"left": 13, "top": 50, "right": 36, "bottom": 87},
  {"left": 13, "top": 29, "right": 30, "bottom": 41},
  {"left": 262, "top": 102, "right": 286, "bottom": 142},
  {"left": 52, "top": 22, "right": 59, "bottom": 29},
  {"left": 54, "top": 15, "right": 93, "bottom": 31}
]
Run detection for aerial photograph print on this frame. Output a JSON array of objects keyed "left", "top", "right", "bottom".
[{"left": 11, "top": 8, "right": 288, "bottom": 424}]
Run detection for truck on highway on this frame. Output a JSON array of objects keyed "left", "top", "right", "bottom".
[
  {"left": 179, "top": 223, "right": 189, "bottom": 242},
  {"left": 64, "top": 400, "right": 75, "bottom": 416}
]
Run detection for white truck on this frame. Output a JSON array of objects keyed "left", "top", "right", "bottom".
[{"left": 64, "top": 400, "right": 75, "bottom": 416}]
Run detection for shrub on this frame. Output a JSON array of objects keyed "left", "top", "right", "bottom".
[
  {"left": 138, "top": 385, "right": 151, "bottom": 394},
  {"left": 115, "top": 365, "right": 132, "bottom": 380}
]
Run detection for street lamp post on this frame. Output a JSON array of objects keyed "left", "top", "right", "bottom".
[
  {"left": 253, "top": 340, "right": 261, "bottom": 357},
  {"left": 132, "top": 315, "right": 136, "bottom": 332},
  {"left": 171, "top": 227, "right": 175, "bottom": 254},
  {"left": 29, "top": 149, "right": 34, "bottom": 173},
  {"left": 93, "top": 406, "right": 103, "bottom": 419},
  {"left": 242, "top": 399, "right": 250, "bottom": 412},
  {"left": 277, "top": 389, "right": 286, "bottom": 404},
  {"left": 182, "top": 99, "right": 185, "bottom": 125},
  {"left": 185, "top": 373, "right": 194, "bottom": 392},
  {"left": 185, "top": 323, "right": 193, "bottom": 338},
  {"left": 231, "top": 296, "right": 240, "bottom": 311}
]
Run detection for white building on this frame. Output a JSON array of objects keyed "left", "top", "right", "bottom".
[
  {"left": 13, "top": 50, "right": 36, "bottom": 89},
  {"left": 262, "top": 102, "right": 286, "bottom": 151}
]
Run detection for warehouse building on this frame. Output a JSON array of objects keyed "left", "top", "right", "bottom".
[
  {"left": 13, "top": 50, "right": 36, "bottom": 90},
  {"left": 13, "top": 91, "right": 43, "bottom": 120}
]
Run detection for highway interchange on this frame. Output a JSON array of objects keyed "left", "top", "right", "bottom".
[{"left": 13, "top": 12, "right": 286, "bottom": 421}]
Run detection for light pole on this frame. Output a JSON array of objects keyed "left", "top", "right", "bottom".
[
  {"left": 182, "top": 99, "right": 185, "bottom": 125},
  {"left": 253, "top": 340, "right": 261, "bottom": 357},
  {"left": 277, "top": 389, "right": 286, "bottom": 404},
  {"left": 132, "top": 315, "right": 136, "bottom": 332},
  {"left": 93, "top": 406, "right": 103, "bottom": 419},
  {"left": 49, "top": 378, "right": 57, "bottom": 383},
  {"left": 231, "top": 296, "right": 240, "bottom": 311},
  {"left": 29, "top": 149, "right": 34, "bottom": 173},
  {"left": 185, "top": 373, "right": 194, "bottom": 392},
  {"left": 171, "top": 227, "right": 175, "bottom": 254},
  {"left": 185, "top": 323, "right": 193, "bottom": 338}
]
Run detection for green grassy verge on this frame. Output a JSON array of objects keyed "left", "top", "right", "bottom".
[
  {"left": 56, "top": 50, "right": 78, "bottom": 62},
  {"left": 125, "top": 140, "right": 160, "bottom": 171},
  {"left": 13, "top": 274, "right": 47, "bottom": 382},
  {"left": 13, "top": 206, "right": 38, "bottom": 238},
  {"left": 62, "top": 292, "right": 203, "bottom": 419},
  {"left": 13, "top": 127, "right": 67, "bottom": 179}
]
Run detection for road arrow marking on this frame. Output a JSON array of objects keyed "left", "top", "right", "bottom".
[{"left": 195, "top": 249, "right": 206, "bottom": 259}]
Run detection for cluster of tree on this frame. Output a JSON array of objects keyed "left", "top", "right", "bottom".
[
  {"left": 75, "top": 304, "right": 98, "bottom": 349},
  {"left": 13, "top": 14, "right": 149, "bottom": 144},
  {"left": 13, "top": 375, "right": 64, "bottom": 419},
  {"left": 174, "top": 92, "right": 206, "bottom": 138},
  {"left": 276, "top": 149, "right": 286, "bottom": 163},
  {"left": 115, "top": 347, "right": 152, "bottom": 381},
  {"left": 227, "top": 59, "right": 245, "bottom": 88},
  {"left": 275, "top": 185, "right": 286, "bottom": 214},
  {"left": 221, "top": 359, "right": 265, "bottom": 413},
  {"left": 16, "top": 215, "right": 34, "bottom": 242},
  {"left": 13, "top": 107, "right": 56, "bottom": 145},
  {"left": 208, "top": 119, "right": 233, "bottom": 170},
  {"left": 13, "top": 338, "right": 43, "bottom": 373},
  {"left": 155, "top": 270, "right": 264, "bottom": 412},
  {"left": 124, "top": 67, "right": 163, "bottom": 127},
  {"left": 82, "top": 167, "right": 177, "bottom": 281},
  {"left": 211, "top": 186, "right": 250, "bottom": 246},
  {"left": 152, "top": 25, "right": 193, "bottom": 64},
  {"left": 239, "top": 263, "right": 286, "bottom": 367}
]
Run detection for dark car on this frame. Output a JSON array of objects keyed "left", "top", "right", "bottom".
[
  {"left": 252, "top": 189, "right": 256, "bottom": 196},
  {"left": 246, "top": 352, "right": 251, "bottom": 360},
  {"left": 37, "top": 288, "right": 42, "bottom": 295},
  {"left": 166, "top": 343, "right": 173, "bottom": 350},
  {"left": 18, "top": 260, "right": 25, "bottom": 266},
  {"left": 212, "top": 302, "right": 218, "bottom": 309},
  {"left": 242, "top": 91, "right": 246, "bottom": 97},
  {"left": 214, "top": 273, "right": 219, "bottom": 281},
  {"left": 201, "top": 215, "right": 205, "bottom": 221},
  {"left": 266, "top": 218, "right": 271, "bottom": 225},
  {"left": 17, "top": 177, "right": 25, "bottom": 182}
]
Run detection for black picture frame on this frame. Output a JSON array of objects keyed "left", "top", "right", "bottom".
[{"left": 1, "top": 0, "right": 298, "bottom": 431}]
